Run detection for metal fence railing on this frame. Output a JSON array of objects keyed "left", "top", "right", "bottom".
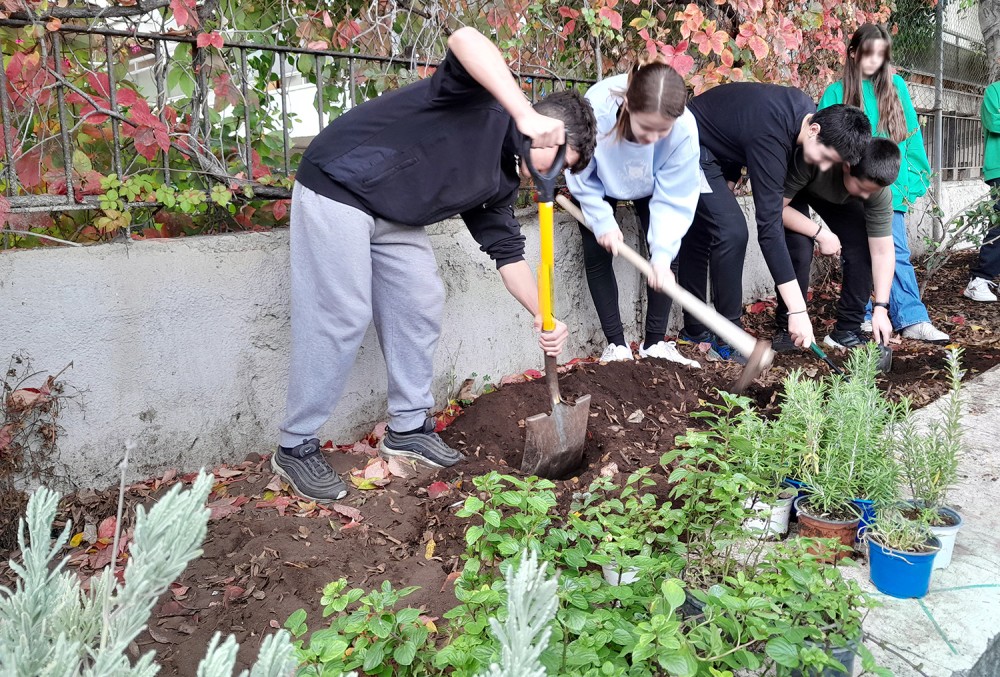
[
  {"left": 919, "top": 112, "right": 985, "bottom": 181},
  {"left": 0, "top": 20, "right": 594, "bottom": 221}
]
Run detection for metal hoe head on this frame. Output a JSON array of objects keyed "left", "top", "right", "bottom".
[
  {"left": 730, "top": 339, "right": 776, "bottom": 394},
  {"left": 522, "top": 393, "right": 592, "bottom": 478}
]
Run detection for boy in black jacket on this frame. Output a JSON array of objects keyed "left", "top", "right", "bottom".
[
  {"left": 678, "top": 83, "right": 871, "bottom": 361},
  {"left": 274, "top": 27, "right": 598, "bottom": 501}
]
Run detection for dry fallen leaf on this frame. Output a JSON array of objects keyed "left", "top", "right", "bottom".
[
  {"left": 424, "top": 539, "right": 436, "bottom": 560},
  {"left": 626, "top": 409, "right": 644, "bottom": 424}
]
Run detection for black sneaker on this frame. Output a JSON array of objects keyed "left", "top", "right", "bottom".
[
  {"left": 823, "top": 329, "right": 870, "bottom": 350},
  {"left": 380, "top": 418, "right": 462, "bottom": 468},
  {"left": 771, "top": 329, "right": 797, "bottom": 353},
  {"left": 272, "top": 438, "right": 348, "bottom": 502}
]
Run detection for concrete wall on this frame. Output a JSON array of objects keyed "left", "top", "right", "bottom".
[{"left": 0, "top": 183, "right": 977, "bottom": 489}]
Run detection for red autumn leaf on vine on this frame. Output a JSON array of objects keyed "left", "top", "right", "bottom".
[
  {"left": 211, "top": 72, "right": 240, "bottom": 110},
  {"left": 598, "top": 6, "right": 622, "bottom": 30},
  {"left": 334, "top": 19, "right": 362, "bottom": 49},
  {"left": 692, "top": 21, "right": 727, "bottom": 56},
  {"left": 170, "top": 0, "right": 199, "bottom": 28},
  {"left": 272, "top": 199, "right": 289, "bottom": 221},
  {"left": 66, "top": 72, "right": 115, "bottom": 124},
  {"left": 660, "top": 41, "right": 695, "bottom": 77},
  {"left": 15, "top": 145, "right": 44, "bottom": 190},
  {"left": 197, "top": 31, "right": 224, "bottom": 49},
  {"left": 5, "top": 51, "right": 54, "bottom": 110},
  {"left": 123, "top": 99, "right": 170, "bottom": 161},
  {"left": 674, "top": 3, "right": 705, "bottom": 40}
]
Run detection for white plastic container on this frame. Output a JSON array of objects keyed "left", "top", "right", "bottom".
[
  {"left": 744, "top": 491, "right": 795, "bottom": 537},
  {"left": 928, "top": 506, "right": 964, "bottom": 570},
  {"left": 601, "top": 562, "right": 640, "bottom": 585}
]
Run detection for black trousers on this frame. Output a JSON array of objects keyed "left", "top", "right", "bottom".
[
  {"left": 774, "top": 196, "right": 873, "bottom": 332},
  {"left": 677, "top": 147, "right": 749, "bottom": 336},
  {"left": 578, "top": 196, "right": 675, "bottom": 346},
  {"left": 971, "top": 178, "right": 1000, "bottom": 280}
]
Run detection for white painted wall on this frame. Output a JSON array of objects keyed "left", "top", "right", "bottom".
[{"left": 0, "top": 184, "right": 981, "bottom": 489}]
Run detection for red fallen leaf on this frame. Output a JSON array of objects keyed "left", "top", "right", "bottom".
[
  {"left": 98, "top": 517, "right": 117, "bottom": 541},
  {"left": 89, "top": 547, "right": 114, "bottom": 570},
  {"left": 265, "top": 475, "right": 284, "bottom": 493},
  {"left": 321, "top": 440, "right": 334, "bottom": 449},
  {"left": 523, "top": 369, "right": 543, "bottom": 379},
  {"left": 223, "top": 585, "right": 246, "bottom": 602},
  {"left": 171, "top": 583, "right": 189, "bottom": 599},
  {"left": 440, "top": 570, "right": 462, "bottom": 593},
  {"left": 747, "top": 300, "right": 771, "bottom": 314},
  {"left": 427, "top": 481, "right": 451, "bottom": 499},
  {"left": 332, "top": 504, "right": 362, "bottom": 522},
  {"left": 9, "top": 388, "right": 48, "bottom": 409},
  {"left": 256, "top": 496, "right": 293, "bottom": 516},
  {"left": 385, "top": 458, "right": 412, "bottom": 478},
  {"left": 158, "top": 600, "right": 195, "bottom": 617},
  {"left": 500, "top": 373, "right": 527, "bottom": 385},
  {"left": 351, "top": 441, "right": 378, "bottom": 455},
  {"left": 950, "top": 315, "right": 967, "bottom": 326},
  {"left": 269, "top": 619, "right": 280, "bottom": 629},
  {"left": 207, "top": 496, "right": 245, "bottom": 520},
  {"left": 370, "top": 422, "right": 388, "bottom": 440}
]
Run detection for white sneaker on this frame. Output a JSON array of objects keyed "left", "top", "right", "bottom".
[
  {"left": 964, "top": 277, "right": 998, "bottom": 302},
  {"left": 860, "top": 319, "right": 872, "bottom": 333},
  {"left": 599, "top": 344, "right": 634, "bottom": 362},
  {"left": 900, "top": 321, "right": 949, "bottom": 343},
  {"left": 638, "top": 340, "right": 701, "bottom": 368}
]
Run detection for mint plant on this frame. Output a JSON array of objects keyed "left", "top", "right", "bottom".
[{"left": 285, "top": 580, "right": 436, "bottom": 677}]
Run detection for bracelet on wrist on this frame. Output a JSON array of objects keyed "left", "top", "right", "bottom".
[
  {"left": 788, "top": 309, "right": 808, "bottom": 315},
  {"left": 872, "top": 301, "right": 890, "bottom": 310},
  {"left": 813, "top": 223, "right": 823, "bottom": 239}
]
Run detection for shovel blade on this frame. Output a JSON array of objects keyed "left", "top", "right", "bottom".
[{"left": 522, "top": 394, "right": 592, "bottom": 479}]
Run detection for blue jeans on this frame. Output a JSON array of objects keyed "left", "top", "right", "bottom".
[{"left": 865, "top": 211, "right": 930, "bottom": 330}]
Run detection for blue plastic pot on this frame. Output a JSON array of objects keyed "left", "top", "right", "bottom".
[
  {"left": 851, "top": 498, "right": 876, "bottom": 540},
  {"left": 867, "top": 536, "right": 941, "bottom": 599},
  {"left": 784, "top": 479, "right": 810, "bottom": 518}
]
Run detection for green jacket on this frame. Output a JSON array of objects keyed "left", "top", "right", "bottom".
[
  {"left": 818, "top": 74, "right": 932, "bottom": 213},
  {"left": 981, "top": 82, "right": 1000, "bottom": 181}
]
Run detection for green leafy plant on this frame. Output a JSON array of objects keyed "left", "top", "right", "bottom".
[
  {"left": 893, "top": 348, "right": 966, "bottom": 525},
  {"left": 286, "top": 580, "right": 436, "bottom": 677},
  {"left": 866, "top": 508, "right": 938, "bottom": 554},
  {"left": 662, "top": 442, "right": 754, "bottom": 590},
  {"left": 567, "top": 469, "right": 684, "bottom": 575}
]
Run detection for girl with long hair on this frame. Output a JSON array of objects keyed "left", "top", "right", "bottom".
[
  {"left": 565, "top": 56, "right": 701, "bottom": 366},
  {"left": 818, "top": 23, "right": 949, "bottom": 344}
]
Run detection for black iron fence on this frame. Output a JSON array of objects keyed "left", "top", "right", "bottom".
[{"left": 0, "top": 21, "right": 594, "bottom": 220}]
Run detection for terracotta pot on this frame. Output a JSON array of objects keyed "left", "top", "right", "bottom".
[{"left": 795, "top": 497, "right": 860, "bottom": 562}]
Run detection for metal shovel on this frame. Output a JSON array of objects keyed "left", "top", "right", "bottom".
[{"left": 521, "top": 140, "right": 591, "bottom": 479}]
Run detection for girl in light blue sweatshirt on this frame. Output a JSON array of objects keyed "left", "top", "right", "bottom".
[{"left": 566, "top": 58, "right": 701, "bottom": 366}]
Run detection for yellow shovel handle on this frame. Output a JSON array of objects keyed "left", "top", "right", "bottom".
[{"left": 538, "top": 200, "right": 555, "bottom": 333}]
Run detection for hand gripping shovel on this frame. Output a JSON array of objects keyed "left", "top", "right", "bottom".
[
  {"left": 521, "top": 140, "right": 592, "bottom": 479},
  {"left": 556, "top": 195, "right": 775, "bottom": 394}
]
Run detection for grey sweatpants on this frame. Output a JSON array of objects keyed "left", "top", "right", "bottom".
[{"left": 279, "top": 182, "right": 445, "bottom": 448}]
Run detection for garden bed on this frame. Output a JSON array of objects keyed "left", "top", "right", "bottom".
[{"left": 2, "top": 253, "right": 998, "bottom": 675}]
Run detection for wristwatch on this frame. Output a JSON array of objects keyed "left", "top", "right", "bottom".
[{"left": 872, "top": 301, "right": 890, "bottom": 310}]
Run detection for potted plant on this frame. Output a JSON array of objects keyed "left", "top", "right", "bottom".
[
  {"left": 893, "top": 348, "right": 967, "bottom": 570},
  {"left": 722, "top": 540, "right": 879, "bottom": 676},
  {"left": 569, "top": 470, "right": 683, "bottom": 585},
  {"left": 696, "top": 392, "right": 801, "bottom": 538},
  {"left": 865, "top": 509, "right": 941, "bottom": 599},
  {"left": 662, "top": 443, "right": 754, "bottom": 603}
]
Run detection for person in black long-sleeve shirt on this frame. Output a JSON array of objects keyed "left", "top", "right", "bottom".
[
  {"left": 273, "top": 28, "right": 598, "bottom": 502},
  {"left": 678, "top": 83, "right": 871, "bottom": 359}
]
